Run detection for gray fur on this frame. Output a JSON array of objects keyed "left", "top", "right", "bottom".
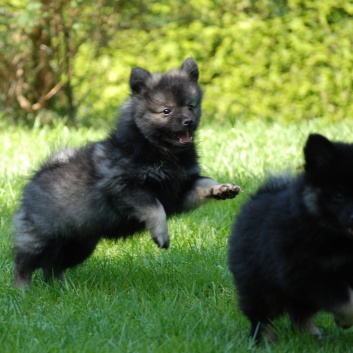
[{"left": 13, "top": 58, "right": 241, "bottom": 287}]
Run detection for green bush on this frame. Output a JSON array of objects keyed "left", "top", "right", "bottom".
[
  {"left": 2, "top": 0, "right": 353, "bottom": 125},
  {"left": 73, "top": 0, "right": 353, "bottom": 124}
]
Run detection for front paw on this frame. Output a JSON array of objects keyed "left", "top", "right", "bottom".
[
  {"left": 210, "top": 184, "right": 241, "bottom": 200},
  {"left": 152, "top": 233, "right": 170, "bottom": 249}
]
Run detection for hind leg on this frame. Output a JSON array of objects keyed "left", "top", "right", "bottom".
[
  {"left": 14, "top": 245, "right": 62, "bottom": 287},
  {"left": 244, "top": 288, "right": 288, "bottom": 344},
  {"left": 14, "top": 230, "right": 49, "bottom": 287},
  {"left": 13, "top": 211, "right": 50, "bottom": 286},
  {"left": 41, "top": 237, "right": 99, "bottom": 283},
  {"left": 14, "top": 255, "right": 34, "bottom": 287},
  {"left": 14, "top": 247, "right": 43, "bottom": 287},
  {"left": 289, "top": 312, "right": 322, "bottom": 339},
  {"left": 250, "top": 320, "right": 277, "bottom": 344},
  {"left": 14, "top": 235, "right": 67, "bottom": 287},
  {"left": 42, "top": 268, "right": 65, "bottom": 283},
  {"left": 15, "top": 235, "right": 99, "bottom": 287},
  {"left": 240, "top": 294, "right": 281, "bottom": 344}
]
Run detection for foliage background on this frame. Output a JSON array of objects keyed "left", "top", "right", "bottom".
[
  {"left": 1, "top": 1, "right": 353, "bottom": 351},
  {"left": 1, "top": 0, "right": 353, "bottom": 126}
]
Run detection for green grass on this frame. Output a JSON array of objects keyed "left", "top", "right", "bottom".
[{"left": 1, "top": 117, "right": 353, "bottom": 352}]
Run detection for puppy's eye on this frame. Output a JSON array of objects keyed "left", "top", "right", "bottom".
[
  {"left": 333, "top": 191, "right": 344, "bottom": 202},
  {"left": 188, "top": 104, "right": 195, "bottom": 111},
  {"left": 163, "top": 108, "right": 171, "bottom": 115}
]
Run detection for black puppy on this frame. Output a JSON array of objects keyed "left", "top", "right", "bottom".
[
  {"left": 14, "top": 58, "right": 241, "bottom": 286},
  {"left": 229, "top": 133, "right": 353, "bottom": 342}
]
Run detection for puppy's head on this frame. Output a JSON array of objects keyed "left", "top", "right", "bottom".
[
  {"left": 303, "top": 133, "right": 353, "bottom": 235},
  {"left": 127, "top": 58, "right": 203, "bottom": 150}
]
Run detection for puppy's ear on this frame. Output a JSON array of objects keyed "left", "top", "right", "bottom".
[
  {"left": 304, "top": 133, "right": 336, "bottom": 172},
  {"left": 180, "top": 58, "right": 199, "bottom": 82},
  {"left": 130, "top": 67, "right": 151, "bottom": 94}
]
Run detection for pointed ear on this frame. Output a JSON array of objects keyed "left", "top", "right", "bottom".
[
  {"left": 129, "top": 67, "right": 151, "bottom": 94},
  {"left": 304, "top": 134, "right": 336, "bottom": 172},
  {"left": 180, "top": 58, "right": 199, "bottom": 82}
]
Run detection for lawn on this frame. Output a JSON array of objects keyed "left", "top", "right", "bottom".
[{"left": 0, "top": 117, "right": 353, "bottom": 352}]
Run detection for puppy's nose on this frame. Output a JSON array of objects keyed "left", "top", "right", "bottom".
[{"left": 182, "top": 118, "right": 193, "bottom": 126}]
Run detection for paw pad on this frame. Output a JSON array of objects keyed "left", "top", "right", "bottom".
[{"left": 210, "top": 184, "right": 241, "bottom": 200}]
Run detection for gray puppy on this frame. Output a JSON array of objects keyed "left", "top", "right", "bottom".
[{"left": 13, "top": 58, "right": 241, "bottom": 286}]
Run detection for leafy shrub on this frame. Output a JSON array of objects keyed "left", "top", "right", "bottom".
[
  {"left": 73, "top": 0, "right": 353, "bottom": 124},
  {"left": 2, "top": 0, "right": 353, "bottom": 125}
]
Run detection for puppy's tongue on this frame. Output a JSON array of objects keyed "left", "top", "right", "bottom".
[{"left": 179, "top": 131, "right": 192, "bottom": 144}]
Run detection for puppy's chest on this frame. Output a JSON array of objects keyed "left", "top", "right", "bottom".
[{"left": 139, "top": 160, "right": 190, "bottom": 185}]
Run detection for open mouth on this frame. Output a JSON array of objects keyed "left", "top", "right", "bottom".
[{"left": 177, "top": 130, "right": 193, "bottom": 144}]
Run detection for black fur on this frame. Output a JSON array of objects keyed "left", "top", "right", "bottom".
[
  {"left": 13, "top": 58, "right": 241, "bottom": 286},
  {"left": 229, "top": 133, "right": 353, "bottom": 342}
]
